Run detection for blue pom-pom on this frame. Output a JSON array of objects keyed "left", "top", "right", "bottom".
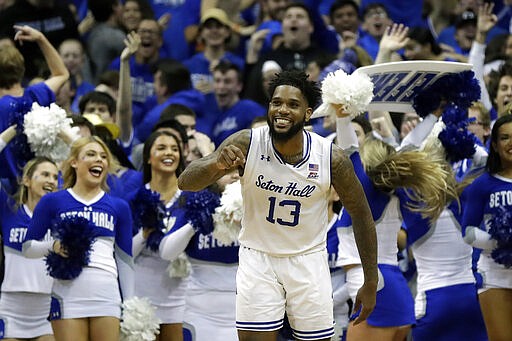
[
  {"left": 130, "top": 187, "right": 167, "bottom": 251},
  {"left": 438, "top": 126, "right": 477, "bottom": 162},
  {"left": 130, "top": 187, "right": 166, "bottom": 234},
  {"left": 491, "top": 246, "right": 512, "bottom": 268},
  {"left": 184, "top": 190, "right": 220, "bottom": 235},
  {"left": 436, "top": 104, "right": 477, "bottom": 162},
  {"left": 145, "top": 229, "right": 165, "bottom": 253},
  {"left": 488, "top": 206, "right": 512, "bottom": 245},
  {"left": 45, "top": 216, "right": 98, "bottom": 280},
  {"left": 8, "top": 100, "right": 34, "bottom": 167},
  {"left": 413, "top": 70, "right": 480, "bottom": 118},
  {"left": 488, "top": 206, "right": 512, "bottom": 268}
]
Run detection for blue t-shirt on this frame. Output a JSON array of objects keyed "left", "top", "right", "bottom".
[
  {"left": 0, "top": 83, "right": 55, "bottom": 189},
  {"left": 148, "top": 0, "right": 201, "bottom": 61},
  {"left": 211, "top": 99, "right": 266, "bottom": 147},
  {"left": 135, "top": 88, "right": 206, "bottom": 143}
]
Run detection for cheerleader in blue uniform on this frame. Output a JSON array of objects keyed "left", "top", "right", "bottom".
[
  {"left": 462, "top": 114, "right": 512, "bottom": 341},
  {"left": 22, "top": 136, "right": 134, "bottom": 341},
  {"left": 131, "top": 129, "right": 241, "bottom": 341},
  {"left": 0, "top": 157, "right": 58, "bottom": 340},
  {"left": 129, "top": 130, "right": 189, "bottom": 341},
  {"left": 396, "top": 127, "right": 488, "bottom": 341},
  {"left": 172, "top": 170, "right": 240, "bottom": 341},
  {"left": 335, "top": 115, "right": 455, "bottom": 341}
]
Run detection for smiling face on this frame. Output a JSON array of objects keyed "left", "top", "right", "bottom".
[
  {"left": 267, "top": 85, "right": 311, "bottom": 141},
  {"left": 123, "top": 0, "right": 142, "bottom": 32},
  {"left": 493, "top": 122, "right": 512, "bottom": 171},
  {"left": 200, "top": 19, "right": 230, "bottom": 48},
  {"left": 72, "top": 142, "right": 110, "bottom": 188},
  {"left": 496, "top": 75, "right": 512, "bottom": 117},
  {"left": 148, "top": 134, "right": 181, "bottom": 176},
  {"left": 24, "top": 161, "right": 58, "bottom": 202}
]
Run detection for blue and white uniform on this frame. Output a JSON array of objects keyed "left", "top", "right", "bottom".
[
  {"left": 130, "top": 186, "right": 190, "bottom": 324},
  {"left": 23, "top": 189, "right": 134, "bottom": 319},
  {"left": 462, "top": 173, "right": 512, "bottom": 291},
  {"left": 0, "top": 188, "right": 53, "bottom": 338},
  {"left": 236, "top": 126, "right": 334, "bottom": 340},
  {"left": 335, "top": 117, "right": 415, "bottom": 328},
  {"left": 174, "top": 188, "right": 240, "bottom": 341},
  {"left": 404, "top": 196, "right": 487, "bottom": 341}
]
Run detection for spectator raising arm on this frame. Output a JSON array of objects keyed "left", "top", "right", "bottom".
[{"left": 13, "top": 25, "right": 69, "bottom": 93}]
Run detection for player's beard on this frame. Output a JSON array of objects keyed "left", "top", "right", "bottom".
[{"left": 267, "top": 116, "right": 305, "bottom": 142}]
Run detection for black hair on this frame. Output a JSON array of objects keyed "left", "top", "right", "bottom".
[
  {"left": 329, "top": 0, "right": 360, "bottom": 20},
  {"left": 486, "top": 114, "right": 512, "bottom": 174},
  {"left": 78, "top": 91, "right": 116, "bottom": 116},
  {"left": 152, "top": 117, "right": 189, "bottom": 146},
  {"left": 125, "top": 0, "right": 155, "bottom": 20},
  {"left": 70, "top": 114, "right": 96, "bottom": 135},
  {"left": 485, "top": 33, "right": 510, "bottom": 64},
  {"left": 352, "top": 115, "right": 373, "bottom": 134},
  {"left": 160, "top": 104, "right": 196, "bottom": 121},
  {"left": 407, "top": 26, "right": 442, "bottom": 55},
  {"left": 213, "top": 60, "right": 242, "bottom": 83},
  {"left": 284, "top": 2, "right": 313, "bottom": 23},
  {"left": 488, "top": 58, "right": 512, "bottom": 106},
  {"left": 267, "top": 70, "right": 322, "bottom": 108},
  {"left": 142, "top": 131, "right": 185, "bottom": 183},
  {"left": 154, "top": 59, "right": 191, "bottom": 95},
  {"left": 88, "top": 0, "right": 119, "bottom": 23},
  {"left": 362, "top": 2, "right": 389, "bottom": 19}
]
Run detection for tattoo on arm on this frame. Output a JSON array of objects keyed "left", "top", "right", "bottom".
[
  {"left": 177, "top": 130, "right": 251, "bottom": 191},
  {"left": 331, "top": 146, "right": 378, "bottom": 283}
]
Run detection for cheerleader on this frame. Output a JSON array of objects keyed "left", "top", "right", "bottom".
[
  {"left": 178, "top": 170, "right": 240, "bottom": 341},
  {"left": 335, "top": 114, "right": 456, "bottom": 341},
  {"left": 129, "top": 130, "right": 188, "bottom": 341},
  {"left": 22, "top": 136, "right": 134, "bottom": 341},
  {"left": 462, "top": 114, "right": 512, "bottom": 341},
  {"left": 0, "top": 157, "right": 58, "bottom": 340}
]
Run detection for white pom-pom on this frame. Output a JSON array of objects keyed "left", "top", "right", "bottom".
[
  {"left": 212, "top": 181, "right": 243, "bottom": 245},
  {"left": 314, "top": 69, "right": 374, "bottom": 119},
  {"left": 120, "top": 296, "right": 161, "bottom": 341},
  {"left": 167, "top": 252, "right": 191, "bottom": 278},
  {"left": 23, "top": 103, "right": 78, "bottom": 162}
]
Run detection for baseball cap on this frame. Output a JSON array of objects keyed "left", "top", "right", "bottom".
[
  {"left": 200, "top": 8, "right": 231, "bottom": 27},
  {"left": 83, "top": 114, "right": 120, "bottom": 139},
  {"left": 455, "top": 10, "right": 477, "bottom": 29}
]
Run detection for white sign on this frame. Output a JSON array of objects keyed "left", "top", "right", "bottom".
[{"left": 355, "top": 61, "right": 472, "bottom": 113}]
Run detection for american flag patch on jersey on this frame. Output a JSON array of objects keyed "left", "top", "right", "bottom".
[{"left": 309, "top": 163, "right": 319, "bottom": 171}]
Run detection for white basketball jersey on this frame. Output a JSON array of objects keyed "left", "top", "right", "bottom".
[{"left": 239, "top": 126, "right": 332, "bottom": 256}]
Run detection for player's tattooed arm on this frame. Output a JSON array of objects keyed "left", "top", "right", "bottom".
[
  {"left": 178, "top": 129, "right": 250, "bottom": 191},
  {"left": 331, "top": 144, "right": 378, "bottom": 324}
]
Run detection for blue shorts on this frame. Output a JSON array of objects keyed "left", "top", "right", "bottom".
[
  {"left": 350, "top": 264, "right": 415, "bottom": 327},
  {"left": 413, "top": 283, "right": 487, "bottom": 341}
]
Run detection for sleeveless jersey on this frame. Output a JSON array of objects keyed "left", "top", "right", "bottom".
[{"left": 239, "top": 126, "right": 332, "bottom": 256}]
